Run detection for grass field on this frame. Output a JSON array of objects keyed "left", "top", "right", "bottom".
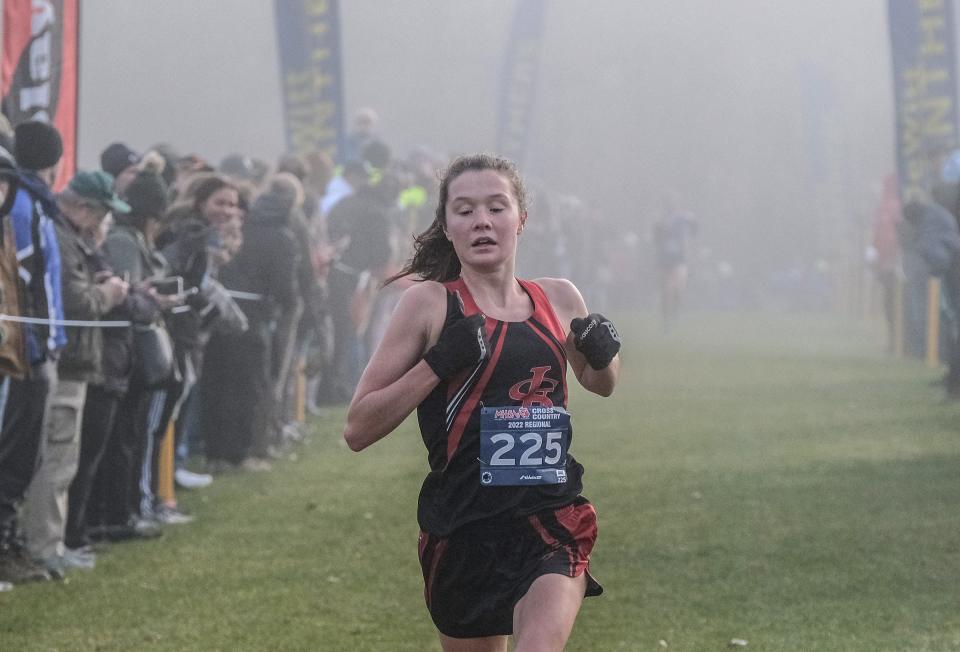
[{"left": 2, "top": 313, "right": 960, "bottom": 651}]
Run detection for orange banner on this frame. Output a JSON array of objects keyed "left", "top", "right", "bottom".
[{"left": 2, "top": 0, "right": 79, "bottom": 190}]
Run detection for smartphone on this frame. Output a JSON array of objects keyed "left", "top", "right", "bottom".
[{"left": 151, "top": 276, "right": 185, "bottom": 296}]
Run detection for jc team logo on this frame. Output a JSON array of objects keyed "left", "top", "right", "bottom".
[{"left": 508, "top": 366, "right": 557, "bottom": 408}]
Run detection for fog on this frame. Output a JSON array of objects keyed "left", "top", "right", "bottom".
[{"left": 78, "top": 0, "right": 895, "bottom": 310}]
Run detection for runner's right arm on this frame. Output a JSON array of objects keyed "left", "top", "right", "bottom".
[{"left": 343, "top": 281, "right": 445, "bottom": 451}]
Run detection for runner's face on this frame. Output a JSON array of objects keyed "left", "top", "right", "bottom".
[{"left": 444, "top": 170, "right": 525, "bottom": 271}]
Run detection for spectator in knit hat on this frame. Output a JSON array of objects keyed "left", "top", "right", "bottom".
[
  {"left": 100, "top": 142, "right": 141, "bottom": 195},
  {"left": 110, "top": 156, "right": 200, "bottom": 528},
  {"left": 0, "top": 120, "right": 68, "bottom": 585},
  {"left": 21, "top": 170, "right": 130, "bottom": 578}
]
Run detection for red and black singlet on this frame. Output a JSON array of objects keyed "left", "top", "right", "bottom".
[{"left": 416, "top": 278, "right": 585, "bottom": 536}]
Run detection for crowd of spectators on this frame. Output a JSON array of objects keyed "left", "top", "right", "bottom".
[{"left": 0, "top": 110, "right": 607, "bottom": 589}]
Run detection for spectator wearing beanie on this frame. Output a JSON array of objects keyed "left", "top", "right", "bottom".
[
  {"left": 72, "top": 160, "right": 174, "bottom": 548},
  {"left": 21, "top": 170, "right": 130, "bottom": 578},
  {"left": 100, "top": 143, "right": 141, "bottom": 195},
  {"left": 0, "top": 120, "right": 68, "bottom": 585},
  {"left": 112, "top": 157, "right": 198, "bottom": 527}
]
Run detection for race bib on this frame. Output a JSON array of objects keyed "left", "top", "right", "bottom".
[{"left": 479, "top": 406, "right": 570, "bottom": 486}]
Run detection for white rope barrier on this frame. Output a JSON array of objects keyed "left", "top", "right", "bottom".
[
  {"left": 225, "top": 290, "right": 263, "bottom": 301},
  {"left": 0, "top": 290, "right": 263, "bottom": 328},
  {"left": 0, "top": 314, "right": 132, "bottom": 327}
]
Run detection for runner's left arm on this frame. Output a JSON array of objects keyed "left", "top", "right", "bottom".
[{"left": 537, "top": 278, "right": 620, "bottom": 397}]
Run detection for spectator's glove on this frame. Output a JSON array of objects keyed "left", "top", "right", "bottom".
[
  {"left": 570, "top": 313, "right": 621, "bottom": 370},
  {"left": 424, "top": 312, "right": 489, "bottom": 380}
]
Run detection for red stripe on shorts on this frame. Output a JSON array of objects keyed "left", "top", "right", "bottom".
[
  {"left": 554, "top": 503, "right": 597, "bottom": 575},
  {"left": 424, "top": 538, "right": 448, "bottom": 610},
  {"left": 530, "top": 511, "right": 575, "bottom": 575},
  {"left": 529, "top": 513, "right": 559, "bottom": 547}
]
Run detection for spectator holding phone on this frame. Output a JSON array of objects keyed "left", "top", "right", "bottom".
[{"left": 77, "top": 160, "right": 176, "bottom": 547}]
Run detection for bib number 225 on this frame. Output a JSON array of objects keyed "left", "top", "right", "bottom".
[
  {"left": 489, "top": 431, "right": 564, "bottom": 466},
  {"left": 479, "top": 406, "right": 571, "bottom": 486}
]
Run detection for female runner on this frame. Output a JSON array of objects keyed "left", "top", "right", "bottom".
[{"left": 344, "top": 153, "right": 621, "bottom": 651}]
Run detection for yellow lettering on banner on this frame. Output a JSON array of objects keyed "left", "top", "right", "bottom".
[
  {"left": 919, "top": 15, "right": 947, "bottom": 55},
  {"left": 901, "top": 106, "right": 921, "bottom": 156},
  {"left": 285, "top": 70, "right": 311, "bottom": 87},
  {"left": 311, "top": 72, "right": 333, "bottom": 91},
  {"left": 287, "top": 103, "right": 336, "bottom": 128},
  {"left": 923, "top": 96, "right": 954, "bottom": 136},
  {"left": 919, "top": 0, "right": 944, "bottom": 12},
  {"left": 288, "top": 104, "right": 324, "bottom": 119},
  {"left": 314, "top": 100, "right": 336, "bottom": 119},
  {"left": 904, "top": 64, "right": 948, "bottom": 97},
  {"left": 310, "top": 48, "right": 330, "bottom": 61},
  {"left": 309, "top": 21, "right": 330, "bottom": 37},
  {"left": 291, "top": 125, "right": 336, "bottom": 149},
  {"left": 291, "top": 126, "right": 327, "bottom": 144},
  {"left": 287, "top": 101, "right": 337, "bottom": 123},
  {"left": 287, "top": 89, "right": 317, "bottom": 106},
  {"left": 903, "top": 69, "right": 920, "bottom": 103},
  {"left": 305, "top": 0, "right": 329, "bottom": 15}
]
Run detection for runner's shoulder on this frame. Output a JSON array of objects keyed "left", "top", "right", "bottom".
[
  {"left": 532, "top": 277, "right": 585, "bottom": 316},
  {"left": 395, "top": 280, "right": 449, "bottom": 338},
  {"left": 399, "top": 279, "right": 447, "bottom": 310}
]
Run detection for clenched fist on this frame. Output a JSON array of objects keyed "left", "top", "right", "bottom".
[{"left": 570, "top": 313, "right": 620, "bottom": 370}]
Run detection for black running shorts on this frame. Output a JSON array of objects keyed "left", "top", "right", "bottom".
[{"left": 417, "top": 497, "right": 603, "bottom": 639}]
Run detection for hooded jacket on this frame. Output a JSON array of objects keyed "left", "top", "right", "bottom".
[
  {"left": 156, "top": 206, "right": 213, "bottom": 353},
  {"left": 219, "top": 191, "right": 299, "bottom": 330},
  {"left": 53, "top": 214, "right": 111, "bottom": 383},
  {"left": 8, "top": 171, "right": 67, "bottom": 366}
]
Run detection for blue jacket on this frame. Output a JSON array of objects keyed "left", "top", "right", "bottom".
[{"left": 9, "top": 171, "right": 66, "bottom": 365}]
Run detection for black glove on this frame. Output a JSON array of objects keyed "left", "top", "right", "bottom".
[
  {"left": 424, "top": 313, "right": 489, "bottom": 380},
  {"left": 570, "top": 313, "right": 621, "bottom": 370}
]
